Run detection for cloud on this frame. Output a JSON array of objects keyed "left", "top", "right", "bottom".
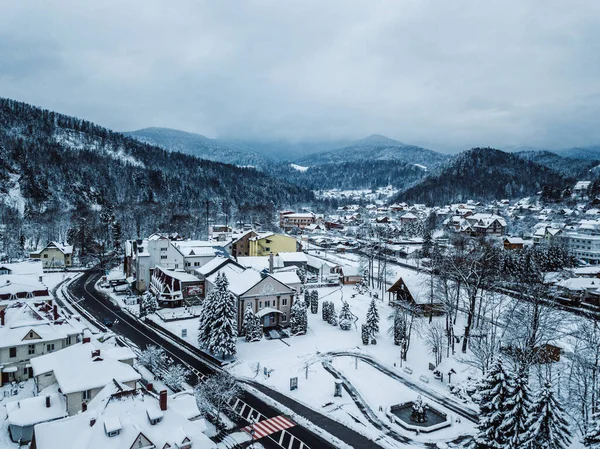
[{"left": 1, "top": 0, "right": 599, "bottom": 151}]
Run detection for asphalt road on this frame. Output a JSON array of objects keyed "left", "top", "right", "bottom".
[{"left": 68, "top": 270, "right": 383, "bottom": 449}]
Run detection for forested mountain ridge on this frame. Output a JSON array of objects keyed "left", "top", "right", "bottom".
[
  {"left": 125, "top": 127, "right": 271, "bottom": 168},
  {"left": 296, "top": 134, "right": 450, "bottom": 168},
  {"left": 394, "top": 147, "right": 574, "bottom": 205},
  {"left": 267, "top": 160, "right": 427, "bottom": 191},
  {"left": 514, "top": 150, "right": 599, "bottom": 179},
  {"left": 0, "top": 98, "right": 314, "bottom": 256}
]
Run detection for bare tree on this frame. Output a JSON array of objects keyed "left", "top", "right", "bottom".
[
  {"left": 423, "top": 321, "right": 445, "bottom": 366},
  {"left": 195, "top": 372, "right": 241, "bottom": 429}
]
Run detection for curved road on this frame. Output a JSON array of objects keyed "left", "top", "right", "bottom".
[{"left": 67, "top": 270, "right": 385, "bottom": 449}]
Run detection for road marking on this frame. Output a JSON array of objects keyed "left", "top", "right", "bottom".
[{"left": 243, "top": 415, "right": 296, "bottom": 440}]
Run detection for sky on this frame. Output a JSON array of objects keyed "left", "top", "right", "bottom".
[{"left": 1, "top": 1, "right": 600, "bottom": 153}]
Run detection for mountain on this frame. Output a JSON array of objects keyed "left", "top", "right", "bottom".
[
  {"left": 268, "top": 160, "right": 427, "bottom": 191},
  {"left": 0, "top": 98, "right": 314, "bottom": 256},
  {"left": 514, "top": 150, "right": 599, "bottom": 179},
  {"left": 224, "top": 139, "right": 352, "bottom": 162},
  {"left": 297, "top": 134, "right": 449, "bottom": 168},
  {"left": 125, "top": 127, "right": 270, "bottom": 168},
  {"left": 394, "top": 147, "right": 572, "bottom": 205},
  {"left": 552, "top": 145, "right": 600, "bottom": 160}
]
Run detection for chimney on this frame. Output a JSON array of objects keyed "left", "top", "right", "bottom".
[
  {"left": 146, "top": 383, "right": 153, "bottom": 392},
  {"left": 90, "top": 417, "right": 96, "bottom": 427},
  {"left": 45, "top": 395, "right": 51, "bottom": 408},
  {"left": 0, "top": 309, "right": 5, "bottom": 326},
  {"left": 82, "top": 402, "right": 88, "bottom": 412},
  {"left": 159, "top": 390, "right": 167, "bottom": 411},
  {"left": 53, "top": 305, "right": 59, "bottom": 321},
  {"left": 83, "top": 337, "right": 91, "bottom": 344},
  {"left": 91, "top": 349, "right": 100, "bottom": 358},
  {"left": 269, "top": 253, "right": 274, "bottom": 274}
]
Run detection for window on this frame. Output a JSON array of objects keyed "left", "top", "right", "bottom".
[
  {"left": 174, "top": 264, "right": 179, "bottom": 269},
  {"left": 43, "top": 254, "right": 48, "bottom": 258},
  {"left": 265, "top": 301, "right": 270, "bottom": 307},
  {"left": 82, "top": 390, "right": 92, "bottom": 401},
  {"left": 160, "top": 247, "right": 167, "bottom": 252},
  {"left": 282, "top": 313, "right": 287, "bottom": 322},
  {"left": 160, "top": 255, "right": 168, "bottom": 260},
  {"left": 281, "top": 297, "right": 287, "bottom": 306},
  {"left": 265, "top": 247, "right": 271, "bottom": 252},
  {"left": 259, "top": 302, "right": 262, "bottom": 309},
  {"left": 107, "top": 430, "right": 120, "bottom": 437},
  {"left": 28, "top": 344, "right": 35, "bottom": 355},
  {"left": 46, "top": 343, "right": 55, "bottom": 352},
  {"left": 9, "top": 347, "right": 16, "bottom": 358},
  {"left": 66, "top": 336, "right": 72, "bottom": 345}
]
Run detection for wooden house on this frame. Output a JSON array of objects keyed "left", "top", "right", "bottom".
[{"left": 387, "top": 276, "right": 444, "bottom": 316}]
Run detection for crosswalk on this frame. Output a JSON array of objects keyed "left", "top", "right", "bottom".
[{"left": 242, "top": 415, "right": 296, "bottom": 440}]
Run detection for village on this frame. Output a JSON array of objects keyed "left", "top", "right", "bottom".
[{"left": 0, "top": 178, "right": 599, "bottom": 449}]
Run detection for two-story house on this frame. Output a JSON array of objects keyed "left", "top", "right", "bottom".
[
  {"left": 30, "top": 339, "right": 139, "bottom": 416},
  {"left": 0, "top": 303, "right": 83, "bottom": 386},
  {"left": 29, "top": 242, "right": 73, "bottom": 268}
]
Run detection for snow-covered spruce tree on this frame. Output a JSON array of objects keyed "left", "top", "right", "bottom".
[
  {"left": 322, "top": 300, "right": 331, "bottom": 322},
  {"left": 310, "top": 290, "right": 319, "bottom": 314},
  {"left": 206, "top": 273, "right": 238, "bottom": 359},
  {"left": 523, "top": 381, "right": 571, "bottom": 449},
  {"left": 250, "top": 314, "right": 263, "bottom": 342},
  {"left": 584, "top": 410, "right": 600, "bottom": 448},
  {"left": 197, "top": 283, "right": 218, "bottom": 349},
  {"left": 339, "top": 302, "right": 353, "bottom": 330},
  {"left": 498, "top": 368, "right": 532, "bottom": 449},
  {"left": 474, "top": 358, "right": 511, "bottom": 449},
  {"left": 366, "top": 298, "right": 380, "bottom": 336},
  {"left": 242, "top": 302, "right": 255, "bottom": 342},
  {"left": 328, "top": 303, "right": 338, "bottom": 326},
  {"left": 361, "top": 323, "right": 370, "bottom": 345},
  {"left": 304, "top": 289, "right": 311, "bottom": 305},
  {"left": 290, "top": 297, "right": 307, "bottom": 335},
  {"left": 141, "top": 292, "right": 158, "bottom": 316},
  {"left": 161, "top": 364, "right": 188, "bottom": 391}
]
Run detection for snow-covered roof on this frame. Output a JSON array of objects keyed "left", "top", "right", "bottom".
[
  {"left": 30, "top": 342, "right": 139, "bottom": 395},
  {"left": 503, "top": 237, "right": 524, "bottom": 244},
  {"left": 277, "top": 252, "right": 307, "bottom": 263},
  {"left": 171, "top": 241, "right": 217, "bottom": 257},
  {"left": 154, "top": 266, "right": 200, "bottom": 282},
  {"left": 340, "top": 266, "right": 361, "bottom": 277},
  {"left": 236, "top": 256, "right": 283, "bottom": 272},
  {"left": 556, "top": 277, "right": 600, "bottom": 292},
  {"left": 0, "top": 304, "right": 83, "bottom": 348},
  {"left": 0, "top": 260, "right": 43, "bottom": 276},
  {"left": 270, "top": 271, "right": 301, "bottom": 286},
  {"left": 575, "top": 181, "right": 592, "bottom": 190},
  {"left": 0, "top": 276, "right": 49, "bottom": 296},
  {"left": 305, "top": 254, "right": 337, "bottom": 270},
  {"left": 30, "top": 241, "right": 73, "bottom": 256},
  {"left": 6, "top": 393, "right": 67, "bottom": 427},
  {"left": 33, "top": 387, "right": 215, "bottom": 449}
]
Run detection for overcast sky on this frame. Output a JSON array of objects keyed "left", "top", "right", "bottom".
[{"left": 1, "top": 1, "right": 599, "bottom": 152}]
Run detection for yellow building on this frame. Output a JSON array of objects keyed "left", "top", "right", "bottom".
[
  {"left": 30, "top": 242, "right": 73, "bottom": 268},
  {"left": 248, "top": 233, "right": 298, "bottom": 257}
]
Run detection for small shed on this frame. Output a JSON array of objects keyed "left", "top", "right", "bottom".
[{"left": 387, "top": 276, "right": 444, "bottom": 316}]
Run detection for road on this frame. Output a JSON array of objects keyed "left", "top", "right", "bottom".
[{"left": 67, "top": 270, "right": 384, "bottom": 449}]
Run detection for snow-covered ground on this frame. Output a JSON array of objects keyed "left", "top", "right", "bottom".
[{"left": 290, "top": 163, "right": 309, "bottom": 172}]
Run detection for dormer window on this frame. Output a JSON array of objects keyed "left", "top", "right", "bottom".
[
  {"left": 104, "top": 417, "right": 122, "bottom": 437},
  {"left": 107, "top": 429, "right": 120, "bottom": 437}
]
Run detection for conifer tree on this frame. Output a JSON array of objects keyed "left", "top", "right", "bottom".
[
  {"left": 205, "top": 273, "right": 238, "bottom": 359},
  {"left": 198, "top": 282, "right": 218, "bottom": 348},
  {"left": 474, "top": 358, "right": 511, "bottom": 449},
  {"left": 366, "top": 298, "right": 380, "bottom": 336},
  {"left": 339, "top": 302, "right": 353, "bottom": 330},
  {"left": 250, "top": 314, "right": 263, "bottom": 342},
  {"left": 361, "top": 323, "right": 370, "bottom": 345},
  {"left": 523, "top": 382, "right": 571, "bottom": 449},
  {"left": 584, "top": 410, "right": 600, "bottom": 448},
  {"left": 328, "top": 303, "right": 338, "bottom": 326},
  {"left": 310, "top": 289, "right": 319, "bottom": 314},
  {"left": 499, "top": 368, "right": 532, "bottom": 449},
  {"left": 322, "top": 300, "right": 331, "bottom": 321},
  {"left": 290, "top": 297, "right": 307, "bottom": 335},
  {"left": 242, "top": 302, "right": 255, "bottom": 342}
]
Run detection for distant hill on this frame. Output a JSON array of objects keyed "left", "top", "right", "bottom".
[
  {"left": 552, "top": 145, "right": 600, "bottom": 160},
  {"left": 224, "top": 139, "right": 352, "bottom": 162},
  {"left": 514, "top": 150, "right": 599, "bottom": 179},
  {"left": 394, "top": 147, "right": 572, "bottom": 205},
  {"left": 297, "top": 134, "right": 449, "bottom": 168},
  {"left": 125, "top": 127, "right": 270, "bottom": 168},
  {"left": 268, "top": 160, "right": 427, "bottom": 191},
  {"left": 0, "top": 99, "right": 314, "bottom": 254}
]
